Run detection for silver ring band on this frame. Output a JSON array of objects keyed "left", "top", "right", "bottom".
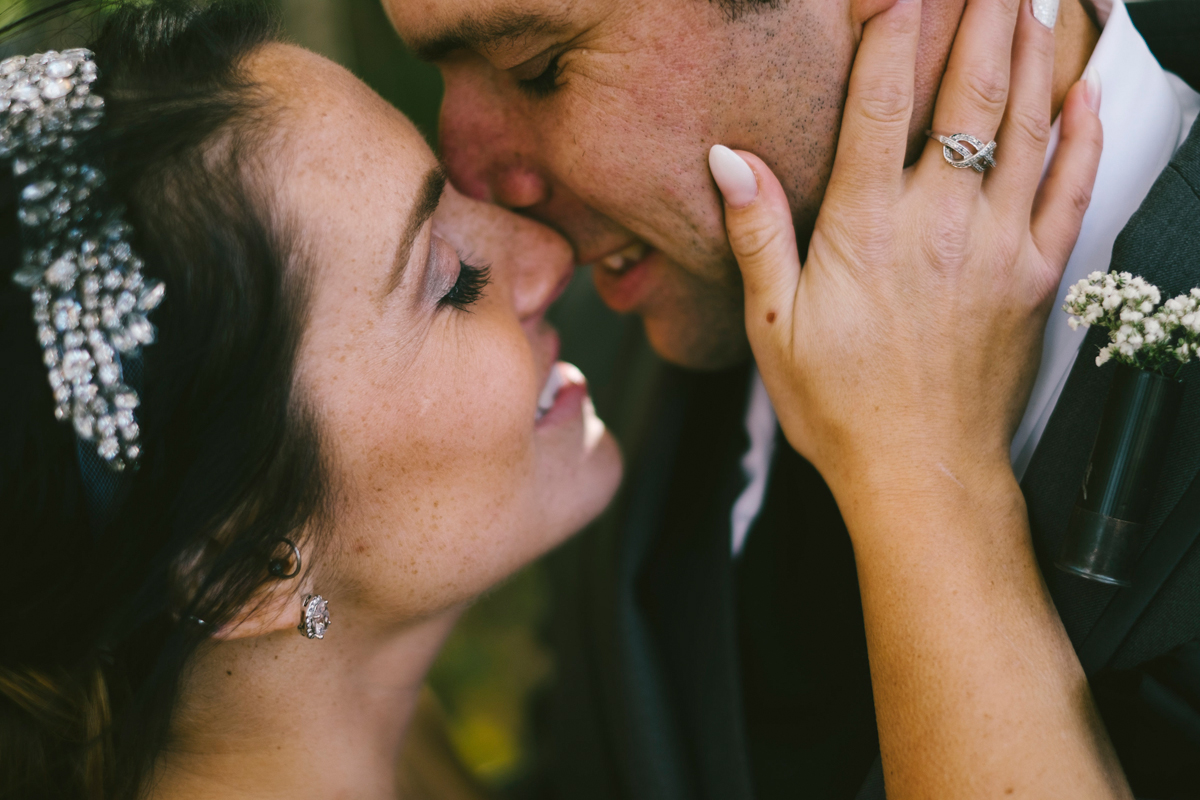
[{"left": 927, "top": 131, "right": 997, "bottom": 173}]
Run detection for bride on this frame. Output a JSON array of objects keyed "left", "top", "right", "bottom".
[
  {"left": 0, "top": 2, "right": 619, "bottom": 797},
  {"left": 2, "top": 0, "right": 1121, "bottom": 797}
]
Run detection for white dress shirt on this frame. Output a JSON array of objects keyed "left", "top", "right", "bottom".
[{"left": 732, "top": 0, "right": 1200, "bottom": 556}]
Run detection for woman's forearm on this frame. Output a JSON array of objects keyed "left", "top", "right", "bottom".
[{"left": 839, "top": 458, "right": 1130, "bottom": 799}]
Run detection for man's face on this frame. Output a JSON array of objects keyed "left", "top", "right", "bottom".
[{"left": 386, "top": 0, "right": 859, "bottom": 369}]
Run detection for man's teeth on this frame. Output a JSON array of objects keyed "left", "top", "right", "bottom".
[
  {"left": 599, "top": 243, "right": 648, "bottom": 272},
  {"left": 536, "top": 367, "right": 567, "bottom": 421}
]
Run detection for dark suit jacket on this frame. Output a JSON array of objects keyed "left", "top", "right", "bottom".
[{"left": 531, "top": 5, "right": 1200, "bottom": 798}]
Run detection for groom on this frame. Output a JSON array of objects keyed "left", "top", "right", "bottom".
[{"left": 386, "top": 0, "right": 1200, "bottom": 796}]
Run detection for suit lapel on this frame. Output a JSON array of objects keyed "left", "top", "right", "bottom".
[
  {"left": 1024, "top": 116, "right": 1200, "bottom": 671},
  {"left": 581, "top": 361, "right": 694, "bottom": 800},
  {"left": 637, "top": 364, "right": 756, "bottom": 800},
  {"left": 576, "top": 359, "right": 756, "bottom": 800},
  {"left": 1022, "top": 326, "right": 1125, "bottom": 646}
]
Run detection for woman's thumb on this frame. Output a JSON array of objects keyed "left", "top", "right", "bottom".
[{"left": 708, "top": 146, "right": 801, "bottom": 321}]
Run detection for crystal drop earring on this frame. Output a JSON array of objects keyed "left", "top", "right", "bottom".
[{"left": 299, "top": 594, "right": 331, "bottom": 639}]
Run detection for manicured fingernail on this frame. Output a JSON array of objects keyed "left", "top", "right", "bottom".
[
  {"left": 709, "top": 145, "right": 758, "bottom": 208},
  {"left": 1032, "top": 0, "right": 1059, "bottom": 28},
  {"left": 1084, "top": 66, "right": 1102, "bottom": 113}
]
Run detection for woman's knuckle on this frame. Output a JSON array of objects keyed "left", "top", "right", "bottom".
[
  {"left": 852, "top": 79, "right": 913, "bottom": 126},
  {"left": 733, "top": 219, "right": 785, "bottom": 262},
  {"left": 1069, "top": 183, "right": 1095, "bottom": 216},
  {"left": 961, "top": 69, "right": 1008, "bottom": 116},
  {"left": 919, "top": 226, "right": 963, "bottom": 269},
  {"left": 1008, "top": 106, "right": 1051, "bottom": 147}
]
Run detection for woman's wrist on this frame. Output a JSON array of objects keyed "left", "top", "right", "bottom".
[{"left": 825, "top": 446, "right": 1027, "bottom": 555}]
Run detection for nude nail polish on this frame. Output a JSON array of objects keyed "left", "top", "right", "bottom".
[
  {"left": 709, "top": 145, "right": 758, "bottom": 208},
  {"left": 1084, "top": 66, "right": 1102, "bottom": 113},
  {"left": 1032, "top": 0, "right": 1060, "bottom": 29}
]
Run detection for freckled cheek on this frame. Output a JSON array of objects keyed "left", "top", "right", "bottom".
[
  {"left": 339, "top": 419, "right": 541, "bottom": 614},
  {"left": 344, "top": 333, "right": 538, "bottom": 508}
]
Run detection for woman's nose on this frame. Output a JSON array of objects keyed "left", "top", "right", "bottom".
[
  {"left": 435, "top": 184, "right": 574, "bottom": 321},
  {"left": 508, "top": 213, "right": 574, "bottom": 323}
]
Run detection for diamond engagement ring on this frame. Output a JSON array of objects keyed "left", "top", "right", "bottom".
[{"left": 927, "top": 131, "right": 997, "bottom": 173}]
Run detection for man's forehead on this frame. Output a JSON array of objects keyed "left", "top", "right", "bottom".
[{"left": 390, "top": 0, "right": 579, "bottom": 61}]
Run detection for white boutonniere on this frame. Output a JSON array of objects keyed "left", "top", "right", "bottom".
[
  {"left": 1063, "top": 270, "right": 1200, "bottom": 374},
  {"left": 1055, "top": 271, "right": 1191, "bottom": 587}
]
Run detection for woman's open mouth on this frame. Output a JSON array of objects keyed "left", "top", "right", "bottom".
[{"left": 535, "top": 361, "right": 588, "bottom": 426}]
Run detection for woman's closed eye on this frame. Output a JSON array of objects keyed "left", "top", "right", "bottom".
[{"left": 439, "top": 260, "right": 491, "bottom": 310}]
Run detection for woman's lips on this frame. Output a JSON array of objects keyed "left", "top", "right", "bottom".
[{"left": 535, "top": 362, "right": 588, "bottom": 427}]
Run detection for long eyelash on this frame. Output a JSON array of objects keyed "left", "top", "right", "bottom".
[
  {"left": 518, "top": 53, "right": 563, "bottom": 98},
  {"left": 439, "top": 261, "right": 492, "bottom": 311}
]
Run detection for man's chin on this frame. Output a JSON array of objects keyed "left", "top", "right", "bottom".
[
  {"left": 642, "top": 313, "right": 752, "bottom": 372},
  {"left": 590, "top": 249, "right": 750, "bottom": 370}
]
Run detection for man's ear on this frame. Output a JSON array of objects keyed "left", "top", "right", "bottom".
[{"left": 210, "top": 578, "right": 306, "bottom": 641}]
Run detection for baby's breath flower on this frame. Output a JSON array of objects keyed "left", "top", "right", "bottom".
[{"left": 1063, "top": 270, "right": 1200, "bottom": 375}]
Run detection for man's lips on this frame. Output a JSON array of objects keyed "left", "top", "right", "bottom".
[
  {"left": 594, "top": 242, "right": 649, "bottom": 274},
  {"left": 588, "top": 243, "right": 658, "bottom": 314}
]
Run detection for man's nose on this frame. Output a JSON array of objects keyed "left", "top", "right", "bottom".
[
  {"left": 492, "top": 164, "right": 550, "bottom": 209},
  {"left": 438, "top": 66, "right": 551, "bottom": 210}
]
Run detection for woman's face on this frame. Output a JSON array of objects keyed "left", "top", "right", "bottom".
[{"left": 252, "top": 46, "right": 622, "bottom": 626}]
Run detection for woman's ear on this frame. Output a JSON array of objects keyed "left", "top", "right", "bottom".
[
  {"left": 179, "top": 537, "right": 314, "bottom": 641},
  {"left": 211, "top": 577, "right": 306, "bottom": 641}
]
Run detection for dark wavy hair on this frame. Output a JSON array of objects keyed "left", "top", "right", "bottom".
[{"left": 0, "top": 3, "right": 333, "bottom": 798}]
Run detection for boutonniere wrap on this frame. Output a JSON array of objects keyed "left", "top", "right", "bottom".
[{"left": 1057, "top": 271, "right": 1192, "bottom": 586}]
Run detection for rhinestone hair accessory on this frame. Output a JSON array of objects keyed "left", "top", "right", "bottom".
[{"left": 3, "top": 50, "right": 164, "bottom": 471}]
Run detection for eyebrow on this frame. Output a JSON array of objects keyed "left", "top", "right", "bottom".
[
  {"left": 408, "top": 9, "right": 566, "bottom": 62},
  {"left": 384, "top": 166, "right": 446, "bottom": 297}
]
